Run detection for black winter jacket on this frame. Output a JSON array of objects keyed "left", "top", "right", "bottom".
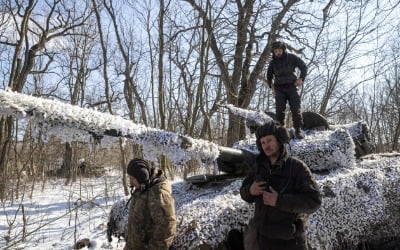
[
  {"left": 240, "top": 148, "right": 321, "bottom": 241},
  {"left": 267, "top": 52, "right": 308, "bottom": 87}
]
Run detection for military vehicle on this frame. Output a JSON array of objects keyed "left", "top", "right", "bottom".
[{"left": 1, "top": 89, "right": 399, "bottom": 250}]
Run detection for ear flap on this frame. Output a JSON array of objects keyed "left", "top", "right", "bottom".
[
  {"left": 281, "top": 42, "right": 287, "bottom": 51},
  {"left": 276, "top": 126, "right": 290, "bottom": 144}
]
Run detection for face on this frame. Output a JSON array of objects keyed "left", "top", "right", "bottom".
[
  {"left": 129, "top": 175, "right": 140, "bottom": 189},
  {"left": 273, "top": 48, "right": 283, "bottom": 57},
  {"left": 260, "top": 135, "right": 280, "bottom": 159}
]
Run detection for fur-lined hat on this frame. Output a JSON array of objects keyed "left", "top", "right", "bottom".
[{"left": 255, "top": 121, "right": 290, "bottom": 151}]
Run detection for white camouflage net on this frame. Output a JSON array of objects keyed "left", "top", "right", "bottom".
[
  {"left": 108, "top": 153, "right": 400, "bottom": 249},
  {"left": 0, "top": 89, "right": 220, "bottom": 166}
]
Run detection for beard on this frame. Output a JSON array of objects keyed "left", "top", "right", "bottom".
[{"left": 264, "top": 147, "right": 280, "bottom": 158}]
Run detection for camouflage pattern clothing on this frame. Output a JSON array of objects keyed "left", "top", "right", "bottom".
[{"left": 125, "top": 170, "right": 176, "bottom": 250}]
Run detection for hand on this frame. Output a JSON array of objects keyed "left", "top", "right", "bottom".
[
  {"left": 263, "top": 186, "right": 278, "bottom": 207},
  {"left": 294, "top": 79, "right": 303, "bottom": 87},
  {"left": 271, "top": 84, "right": 276, "bottom": 95},
  {"left": 250, "top": 181, "right": 267, "bottom": 196}
]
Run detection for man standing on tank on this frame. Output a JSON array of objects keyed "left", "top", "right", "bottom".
[{"left": 266, "top": 41, "right": 308, "bottom": 139}]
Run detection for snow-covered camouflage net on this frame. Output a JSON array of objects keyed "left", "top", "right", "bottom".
[
  {"left": 0, "top": 89, "right": 220, "bottom": 166},
  {"left": 108, "top": 153, "right": 400, "bottom": 249},
  {"left": 309, "top": 153, "right": 400, "bottom": 249},
  {"left": 2, "top": 89, "right": 397, "bottom": 249},
  {"left": 107, "top": 197, "right": 131, "bottom": 242},
  {"left": 233, "top": 127, "right": 356, "bottom": 171},
  {"left": 172, "top": 180, "right": 253, "bottom": 249},
  {"left": 223, "top": 104, "right": 274, "bottom": 125},
  {"left": 331, "top": 122, "right": 366, "bottom": 139}
]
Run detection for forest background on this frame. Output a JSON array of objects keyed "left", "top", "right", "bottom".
[{"left": 0, "top": 0, "right": 400, "bottom": 201}]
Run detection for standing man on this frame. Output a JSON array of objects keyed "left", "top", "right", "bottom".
[
  {"left": 240, "top": 121, "right": 321, "bottom": 250},
  {"left": 124, "top": 158, "right": 176, "bottom": 250},
  {"left": 266, "top": 41, "right": 308, "bottom": 139}
]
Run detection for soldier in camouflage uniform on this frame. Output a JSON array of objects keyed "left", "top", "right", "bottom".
[{"left": 124, "top": 158, "right": 176, "bottom": 250}]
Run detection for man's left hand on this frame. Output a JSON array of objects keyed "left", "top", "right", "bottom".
[
  {"left": 294, "top": 79, "right": 303, "bottom": 87},
  {"left": 262, "top": 186, "right": 278, "bottom": 207}
]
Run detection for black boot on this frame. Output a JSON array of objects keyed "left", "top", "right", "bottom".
[{"left": 295, "top": 128, "right": 304, "bottom": 139}]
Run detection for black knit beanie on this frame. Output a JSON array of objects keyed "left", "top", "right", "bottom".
[
  {"left": 271, "top": 41, "right": 286, "bottom": 52},
  {"left": 127, "top": 158, "right": 150, "bottom": 184}
]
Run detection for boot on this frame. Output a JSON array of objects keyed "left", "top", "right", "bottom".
[{"left": 295, "top": 128, "right": 304, "bottom": 139}]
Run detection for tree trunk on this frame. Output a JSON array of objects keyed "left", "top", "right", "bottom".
[
  {"left": 61, "top": 143, "right": 73, "bottom": 183},
  {"left": 0, "top": 117, "right": 13, "bottom": 200}
]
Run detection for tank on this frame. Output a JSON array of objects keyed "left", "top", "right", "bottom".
[{"left": 1, "top": 89, "right": 399, "bottom": 249}]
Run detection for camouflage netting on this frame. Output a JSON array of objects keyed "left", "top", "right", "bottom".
[
  {"left": 107, "top": 198, "right": 131, "bottom": 242},
  {"left": 108, "top": 153, "right": 400, "bottom": 249},
  {"left": 309, "top": 153, "right": 400, "bottom": 249},
  {"left": 171, "top": 181, "right": 253, "bottom": 249},
  {"left": 0, "top": 89, "right": 220, "bottom": 166},
  {"left": 233, "top": 127, "right": 356, "bottom": 171},
  {"left": 3, "top": 90, "right": 397, "bottom": 249}
]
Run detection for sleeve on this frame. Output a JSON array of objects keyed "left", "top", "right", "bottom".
[
  {"left": 240, "top": 171, "right": 257, "bottom": 203},
  {"left": 266, "top": 62, "right": 274, "bottom": 88},
  {"left": 147, "top": 186, "right": 176, "bottom": 250},
  {"left": 275, "top": 162, "right": 321, "bottom": 214},
  {"left": 295, "top": 55, "right": 308, "bottom": 81}
]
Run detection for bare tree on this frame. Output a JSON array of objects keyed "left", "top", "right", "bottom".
[
  {"left": 91, "top": 0, "right": 131, "bottom": 195},
  {"left": 57, "top": 24, "right": 99, "bottom": 183},
  {"left": 181, "top": 0, "right": 306, "bottom": 145},
  {"left": 0, "top": 0, "right": 92, "bottom": 199},
  {"left": 103, "top": 0, "right": 148, "bottom": 125},
  {"left": 303, "top": 0, "right": 397, "bottom": 118}
]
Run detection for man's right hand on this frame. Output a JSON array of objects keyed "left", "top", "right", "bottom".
[
  {"left": 271, "top": 84, "right": 276, "bottom": 95},
  {"left": 250, "top": 181, "right": 267, "bottom": 196}
]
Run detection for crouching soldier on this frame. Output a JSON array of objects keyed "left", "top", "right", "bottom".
[
  {"left": 240, "top": 122, "right": 321, "bottom": 250},
  {"left": 124, "top": 158, "right": 176, "bottom": 250}
]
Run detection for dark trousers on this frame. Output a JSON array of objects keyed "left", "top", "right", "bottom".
[
  {"left": 275, "top": 85, "right": 303, "bottom": 129},
  {"left": 259, "top": 236, "right": 307, "bottom": 250}
]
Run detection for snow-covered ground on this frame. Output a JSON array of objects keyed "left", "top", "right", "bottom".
[{"left": 1, "top": 169, "right": 130, "bottom": 250}]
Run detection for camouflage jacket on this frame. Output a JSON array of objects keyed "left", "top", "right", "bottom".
[{"left": 125, "top": 172, "right": 176, "bottom": 250}]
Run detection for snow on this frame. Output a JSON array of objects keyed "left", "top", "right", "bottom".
[
  {"left": 223, "top": 104, "right": 274, "bottom": 126},
  {"left": 0, "top": 89, "right": 220, "bottom": 167},
  {"left": 1, "top": 89, "right": 400, "bottom": 249},
  {"left": 3, "top": 154, "right": 400, "bottom": 250},
  {"left": 1, "top": 169, "right": 127, "bottom": 250}
]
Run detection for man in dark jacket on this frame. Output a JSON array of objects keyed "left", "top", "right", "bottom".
[
  {"left": 266, "top": 41, "right": 308, "bottom": 139},
  {"left": 240, "top": 121, "right": 321, "bottom": 250},
  {"left": 124, "top": 158, "right": 176, "bottom": 250}
]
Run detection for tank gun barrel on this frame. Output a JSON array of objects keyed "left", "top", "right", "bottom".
[{"left": 217, "top": 146, "right": 256, "bottom": 175}]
